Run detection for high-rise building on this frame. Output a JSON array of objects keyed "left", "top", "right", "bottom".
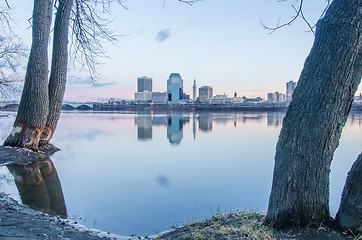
[
  {"left": 199, "top": 86, "right": 213, "bottom": 100},
  {"left": 286, "top": 80, "right": 297, "bottom": 101},
  {"left": 137, "top": 76, "right": 152, "bottom": 93},
  {"left": 192, "top": 79, "right": 197, "bottom": 101},
  {"left": 167, "top": 73, "right": 183, "bottom": 102},
  {"left": 267, "top": 92, "right": 285, "bottom": 102}
]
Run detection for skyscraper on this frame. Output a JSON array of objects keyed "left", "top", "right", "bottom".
[
  {"left": 286, "top": 80, "right": 297, "bottom": 101},
  {"left": 137, "top": 76, "right": 152, "bottom": 93},
  {"left": 167, "top": 73, "right": 183, "bottom": 102},
  {"left": 199, "top": 86, "right": 213, "bottom": 100},
  {"left": 192, "top": 79, "right": 197, "bottom": 101}
]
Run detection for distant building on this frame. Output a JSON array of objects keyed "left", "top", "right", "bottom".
[
  {"left": 182, "top": 93, "right": 190, "bottom": 100},
  {"left": 206, "top": 94, "right": 232, "bottom": 104},
  {"left": 152, "top": 92, "right": 168, "bottom": 104},
  {"left": 267, "top": 92, "right": 285, "bottom": 102},
  {"left": 199, "top": 86, "right": 213, "bottom": 100},
  {"left": 286, "top": 80, "right": 297, "bottom": 101},
  {"left": 137, "top": 76, "right": 152, "bottom": 93},
  {"left": 134, "top": 92, "right": 152, "bottom": 101},
  {"left": 243, "top": 96, "right": 264, "bottom": 103},
  {"left": 192, "top": 79, "right": 197, "bottom": 101},
  {"left": 135, "top": 76, "right": 152, "bottom": 101},
  {"left": 167, "top": 73, "right": 183, "bottom": 102}
]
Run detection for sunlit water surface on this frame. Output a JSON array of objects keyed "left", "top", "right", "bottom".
[{"left": 0, "top": 111, "right": 361, "bottom": 236}]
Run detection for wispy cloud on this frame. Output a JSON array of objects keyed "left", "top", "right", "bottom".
[
  {"left": 155, "top": 28, "right": 172, "bottom": 42},
  {"left": 67, "top": 76, "right": 117, "bottom": 88}
]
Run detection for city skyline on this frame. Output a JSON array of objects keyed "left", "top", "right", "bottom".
[
  {"left": 7, "top": 1, "right": 361, "bottom": 101},
  {"left": 133, "top": 73, "right": 295, "bottom": 103}
]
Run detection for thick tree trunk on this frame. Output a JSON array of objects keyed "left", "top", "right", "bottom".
[
  {"left": 40, "top": 0, "right": 74, "bottom": 146},
  {"left": 336, "top": 153, "right": 362, "bottom": 232},
  {"left": 265, "top": 0, "right": 362, "bottom": 228},
  {"left": 4, "top": 0, "right": 54, "bottom": 151}
]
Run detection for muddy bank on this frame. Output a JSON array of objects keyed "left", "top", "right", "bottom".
[{"left": 0, "top": 194, "right": 139, "bottom": 240}]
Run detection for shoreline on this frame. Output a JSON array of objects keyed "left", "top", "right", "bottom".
[
  {"left": 0, "top": 194, "right": 133, "bottom": 240},
  {"left": 0, "top": 194, "right": 354, "bottom": 240}
]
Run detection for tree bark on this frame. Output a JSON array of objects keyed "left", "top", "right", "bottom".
[
  {"left": 40, "top": 0, "right": 74, "bottom": 146},
  {"left": 4, "top": 0, "right": 54, "bottom": 151},
  {"left": 265, "top": 0, "right": 362, "bottom": 228},
  {"left": 336, "top": 152, "right": 362, "bottom": 232}
]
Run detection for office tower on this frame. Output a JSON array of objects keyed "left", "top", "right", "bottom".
[
  {"left": 137, "top": 76, "right": 152, "bottom": 92},
  {"left": 267, "top": 92, "right": 285, "bottom": 102},
  {"left": 167, "top": 73, "right": 183, "bottom": 102},
  {"left": 286, "top": 80, "right": 297, "bottom": 101},
  {"left": 192, "top": 79, "right": 197, "bottom": 101},
  {"left": 198, "top": 86, "right": 213, "bottom": 100}
]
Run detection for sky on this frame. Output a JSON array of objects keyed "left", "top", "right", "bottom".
[{"left": 8, "top": 0, "right": 359, "bottom": 102}]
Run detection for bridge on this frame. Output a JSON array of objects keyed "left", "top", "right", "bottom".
[
  {"left": 0, "top": 102, "right": 93, "bottom": 111},
  {"left": 61, "top": 102, "right": 93, "bottom": 110}
]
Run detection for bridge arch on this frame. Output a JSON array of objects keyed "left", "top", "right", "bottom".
[
  {"left": 76, "top": 104, "right": 92, "bottom": 111},
  {"left": 61, "top": 104, "right": 76, "bottom": 110},
  {"left": 2, "top": 104, "right": 19, "bottom": 111}
]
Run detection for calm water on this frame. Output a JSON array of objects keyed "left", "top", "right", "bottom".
[{"left": 0, "top": 111, "right": 361, "bottom": 236}]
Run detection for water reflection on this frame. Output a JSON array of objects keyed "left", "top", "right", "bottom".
[
  {"left": 267, "top": 112, "right": 284, "bottom": 126},
  {"left": 0, "top": 111, "right": 361, "bottom": 236},
  {"left": 198, "top": 113, "right": 213, "bottom": 132},
  {"left": 349, "top": 111, "right": 362, "bottom": 126},
  {"left": 135, "top": 115, "right": 153, "bottom": 141},
  {"left": 7, "top": 157, "right": 67, "bottom": 218},
  {"left": 134, "top": 112, "right": 286, "bottom": 144},
  {"left": 167, "top": 115, "right": 189, "bottom": 145}
]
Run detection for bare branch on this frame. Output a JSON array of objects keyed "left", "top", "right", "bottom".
[
  {"left": 261, "top": 0, "right": 331, "bottom": 34},
  {"left": 176, "top": 0, "right": 201, "bottom": 6},
  {"left": 0, "top": 3, "right": 28, "bottom": 100},
  {"left": 69, "top": 0, "right": 201, "bottom": 80},
  {"left": 4, "top": 0, "right": 10, "bottom": 9},
  {"left": 69, "top": 0, "right": 126, "bottom": 80},
  {"left": 164, "top": 0, "right": 202, "bottom": 8}
]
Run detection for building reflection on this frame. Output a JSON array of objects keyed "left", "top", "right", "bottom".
[
  {"left": 167, "top": 115, "right": 189, "bottom": 145},
  {"left": 267, "top": 112, "right": 285, "bottom": 126},
  {"left": 198, "top": 113, "right": 213, "bottom": 132},
  {"left": 349, "top": 111, "right": 362, "bottom": 126},
  {"left": 7, "top": 157, "right": 67, "bottom": 218},
  {"left": 133, "top": 112, "right": 287, "bottom": 144},
  {"left": 135, "top": 115, "right": 153, "bottom": 141}
]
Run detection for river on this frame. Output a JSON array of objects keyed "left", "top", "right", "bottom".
[{"left": 0, "top": 111, "right": 361, "bottom": 236}]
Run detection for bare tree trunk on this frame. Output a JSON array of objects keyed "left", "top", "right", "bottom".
[
  {"left": 335, "top": 153, "right": 362, "bottom": 232},
  {"left": 4, "top": 0, "right": 54, "bottom": 151},
  {"left": 265, "top": 0, "right": 362, "bottom": 228},
  {"left": 40, "top": 0, "right": 74, "bottom": 146}
]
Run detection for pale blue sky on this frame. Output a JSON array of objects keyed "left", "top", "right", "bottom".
[{"left": 11, "top": 0, "right": 357, "bottom": 101}]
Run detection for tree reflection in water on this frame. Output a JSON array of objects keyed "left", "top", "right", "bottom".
[{"left": 7, "top": 157, "right": 67, "bottom": 218}]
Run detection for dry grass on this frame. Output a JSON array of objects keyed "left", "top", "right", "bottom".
[{"left": 155, "top": 211, "right": 355, "bottom": 240}]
